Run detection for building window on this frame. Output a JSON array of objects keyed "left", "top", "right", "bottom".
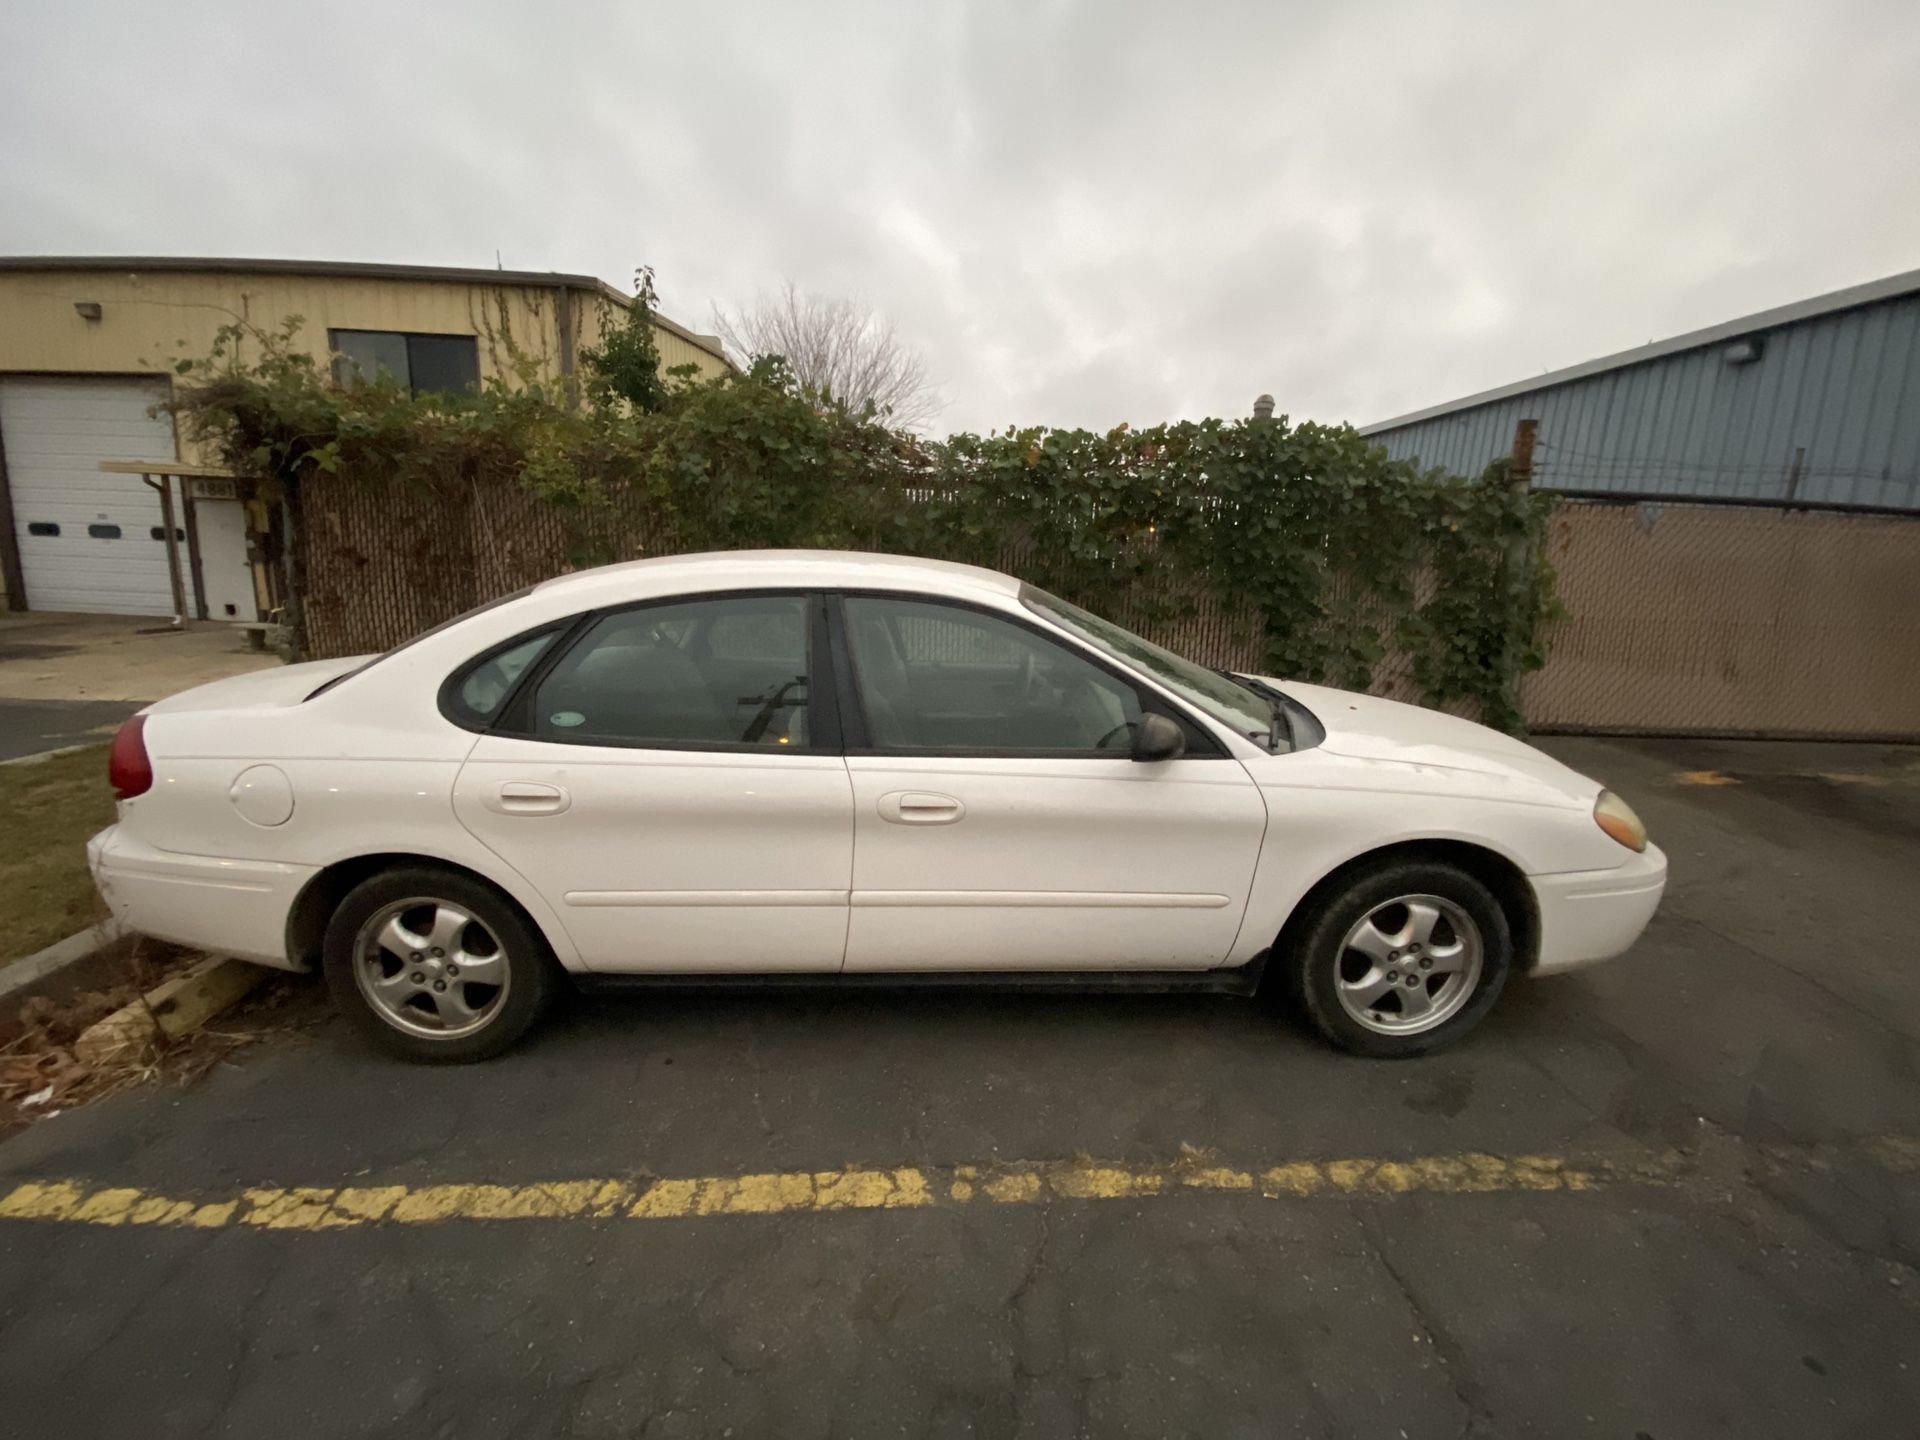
[{"left": 329, "top": 330, "right": 480, "bottom": 395}]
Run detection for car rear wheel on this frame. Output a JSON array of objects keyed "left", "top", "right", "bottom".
[
  {"left": 322, "top": 866, "right": 556, "bottom": 1063},
  {"left": 1291, "top": 859, "right": 1512, "bottom": 1057}
]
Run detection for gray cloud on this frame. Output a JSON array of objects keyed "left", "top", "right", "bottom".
[{"left": 3, "top": 0, "right": 1916, "bottom": 434}]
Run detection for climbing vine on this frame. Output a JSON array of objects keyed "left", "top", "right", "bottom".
[{"left": 169, "top": 298, "right": 1557, "bottom": 731}]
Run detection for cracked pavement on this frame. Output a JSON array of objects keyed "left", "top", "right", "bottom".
[{"left": 2, "top": 735, "right": 1919, "bottom": 1437}]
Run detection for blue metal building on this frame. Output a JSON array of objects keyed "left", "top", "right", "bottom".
[{"left": 1359, "top": 268, "right": 1920, "bottom": 510}]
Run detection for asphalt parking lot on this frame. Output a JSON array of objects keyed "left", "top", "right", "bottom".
[{"left": 2, "top": 734, "right": 1918, "bottom": 1438}]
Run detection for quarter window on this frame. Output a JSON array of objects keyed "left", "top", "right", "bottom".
[
  {"left": 843, "top": 596, "right": 1140, "bottom": 752},
  {"left": 445, "top": 632, "right": 560, "bottom": 728},
  {"left": 531, "top": 595, "right": 811, "bottom": 747}
]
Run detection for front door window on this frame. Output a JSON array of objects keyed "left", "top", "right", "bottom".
[{"left": 841, "top": 596, "right": 1140, "bottom": 753}]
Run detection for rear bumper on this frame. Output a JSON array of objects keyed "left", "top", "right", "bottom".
[
  {"left": 87, "top": 825, "right": 315, "bottom": 971},
  {"left": 1529, "top": 843, "right": 1668, "bottom": 976}
]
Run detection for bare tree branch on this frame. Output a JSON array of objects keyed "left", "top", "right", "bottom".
[{"left": 712, "top": 282, "right": 943, "bottom": 432}]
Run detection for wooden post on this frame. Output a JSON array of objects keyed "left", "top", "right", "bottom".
[
  {"left": 1785, "top": 445, "right": 1806, "bottom": 503},
  {"left": 1497, "top": 420, "right": 1541, "bottom": 733},
  {"left": 1510, "top": 418, "right": 1538, "bottom": 490},
  {"left": 145, "top": 474, "right": 190, "bottom": 625},
  {"left": 555, "top": 283, "right": 580, "bottom": 410},
  {"left": 182, "top": 486, "right": 210, "bottom": 621}
]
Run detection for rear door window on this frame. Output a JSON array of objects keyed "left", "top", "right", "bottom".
[{"left": 528, "top": 595, "right": 813, "bottom": 748}]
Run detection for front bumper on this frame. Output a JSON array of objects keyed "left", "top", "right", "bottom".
[
  {"left": 87, "top": 825, "right": 317, "bottom": 971},
  {"left": 1529, "top": 843, "right": 1668, "bottom": 976}
]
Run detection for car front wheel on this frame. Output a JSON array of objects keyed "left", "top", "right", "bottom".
[
  {"left": 322, "top": 866, "right": 556, "bottom": 1063},
  {"left": 1291, "top": 859, "right": 1512, "bottom": 1057}
]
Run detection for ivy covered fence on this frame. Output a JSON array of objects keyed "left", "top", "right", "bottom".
[{"left": 168, "top": 291, "right": 1557, "bottom": 733}]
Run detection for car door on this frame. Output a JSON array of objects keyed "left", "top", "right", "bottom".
[
  {"left": 834, "top": 592, "right": 1269, "bottom": 971},
  {"left": 452, "top": 591, "right": 854, "bottom": 972}
]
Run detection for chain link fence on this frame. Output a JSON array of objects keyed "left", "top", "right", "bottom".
[
  {"left": 294, "top": 479, "right": 1920, "bottom": 742},
  {"left": 1523, "top": 497, "right": 1920, "bottom": 739}
]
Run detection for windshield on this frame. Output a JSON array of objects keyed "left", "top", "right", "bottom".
[{"left": 1021, "top": 587, "right": 1277, "bottom": 747}]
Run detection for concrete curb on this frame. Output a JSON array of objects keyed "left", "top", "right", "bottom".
[
  {"left": 0, "top": 919, "right": 126, "bottom": 1007},
  {"left": 74, "top": 956, "right": 272, "bottom": 1065}
]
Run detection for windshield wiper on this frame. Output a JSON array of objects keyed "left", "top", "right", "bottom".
[
  {"left": 1214, "top": 667, "right": 1287, "bottom": 752},
  {"left": 1227, "top": 669, "right": 1303, "bottom": 753}
]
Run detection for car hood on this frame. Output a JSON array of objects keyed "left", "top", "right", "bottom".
[
  {"left": 1257, "top": 677, "right": 1598, "bottom": 806},
  {"left": 143, "top": 655, "right": 375, "bottom": 714}
]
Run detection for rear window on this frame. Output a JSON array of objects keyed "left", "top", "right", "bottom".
[{"left": 306, "top": 586, "right": 535, "bottom": 700}]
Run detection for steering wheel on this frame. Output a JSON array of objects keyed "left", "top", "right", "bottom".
[{"left": 1094, "top": 721, "right": 1137, "bottom": 751}]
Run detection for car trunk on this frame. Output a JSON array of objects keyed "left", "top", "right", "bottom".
[{"left": 142, "top": 655, "right": 373, "bottom": 715}]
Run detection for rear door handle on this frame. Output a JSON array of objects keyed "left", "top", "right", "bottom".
[
  {"left": 877, "top": 791, "right": 965, "bottom": 825},
  {"left": 488, "top": 781, "right": 570, "bottom": 816}
]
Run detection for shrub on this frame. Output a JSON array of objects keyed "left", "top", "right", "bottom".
[{"left": 170, "top": 305, "right": 1554, "bottom": 731}]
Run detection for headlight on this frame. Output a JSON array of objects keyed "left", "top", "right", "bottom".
[{"left": 1593, "top": 790, "right": 1648, "bottom": 853}]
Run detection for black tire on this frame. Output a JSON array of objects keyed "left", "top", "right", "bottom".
[
  {"left": 1290, "top": 859, "right": 1512, "bottom": 1058},
  {"left": 321, "top": 865, "right": 557, "bottom": 1063}
]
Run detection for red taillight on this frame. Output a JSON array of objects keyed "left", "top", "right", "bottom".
[{"left": 108, "top": 714, "right": 153, "bottom": 800}]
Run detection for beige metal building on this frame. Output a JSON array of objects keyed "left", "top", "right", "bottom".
[{"left": 0, "top": 257, "right": 732, "bottom": 619}]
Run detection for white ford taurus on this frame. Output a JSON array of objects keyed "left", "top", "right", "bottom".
[{"left": 89, "top": 550, "right": 1666, "bottom": 1062}]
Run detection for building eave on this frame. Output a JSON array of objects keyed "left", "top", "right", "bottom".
[
  {"left": 1360, "top": 265, "right": 1920, "bottom": 435},
  {"left": 0, "top": 254, "right": 734, "bottom": 368}
]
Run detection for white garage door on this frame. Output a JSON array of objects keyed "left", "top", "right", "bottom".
[{"left": 1, "top": 376, "right": 180, "bottom": 616}]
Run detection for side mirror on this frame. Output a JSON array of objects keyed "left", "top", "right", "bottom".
[{"left": 1131, "top": 712, "right": 1187, "bottom": 763}]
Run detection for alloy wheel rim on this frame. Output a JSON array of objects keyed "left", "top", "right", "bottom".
[
  {"left": 353, "top": 897, "right": 510, "bottom": 1039},
  {"left": 1334, "top": 893, "right": 1483, "bottom": 1036}
]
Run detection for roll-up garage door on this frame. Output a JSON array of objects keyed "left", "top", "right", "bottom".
[{"left": 1, "top": 376, "right": 179, "bottom": 615}]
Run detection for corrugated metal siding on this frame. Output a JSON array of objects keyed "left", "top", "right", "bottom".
[
  {"left": 0, "top": 268, "right": 733, "bottom": 392},
  {"left": 1368, "top": 293, "right": 1920, "bottom": 508}
]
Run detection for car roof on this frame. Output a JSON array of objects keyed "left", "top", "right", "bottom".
[{"left": 530, "top": 549, "right": 1025, "bottom": 607}]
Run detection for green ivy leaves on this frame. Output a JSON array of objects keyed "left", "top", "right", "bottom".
[{"left": 169, "top": 313, "right": 1556, "bottom": 733}]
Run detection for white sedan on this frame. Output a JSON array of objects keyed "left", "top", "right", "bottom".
[{"left": 89, "top": 550, "right": 1666, "bottom": 1062}]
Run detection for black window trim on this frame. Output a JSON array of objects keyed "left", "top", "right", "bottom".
[
  {"left": 444, "top": 587, "right": 839, "bottom": 755},
  {"left": 826, "top": 588, "right": 1230, "bottom": 761},
  {"left": 435, "top": 619, "right": 578, "bottom": 733}
]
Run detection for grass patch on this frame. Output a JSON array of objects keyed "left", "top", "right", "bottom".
[{"left": 0, "top": 745, "right": 115, "bottom": 966}]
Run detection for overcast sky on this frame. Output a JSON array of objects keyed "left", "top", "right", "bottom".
[{"left": 4, "top": 0, "right": 1917, "bottom": 434}]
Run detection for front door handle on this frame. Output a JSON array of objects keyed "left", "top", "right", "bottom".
[
  {"left": 877, "top": 791, "right": 965, "bottom": 825},
  {"left": 488, "top": 781, "right": 570, "bottom": 816}
]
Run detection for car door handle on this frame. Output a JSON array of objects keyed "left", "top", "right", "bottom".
[
  {"left": 877, "top": 791, "right": 965, "bottom": 825},
  {"left": 488, "top": 781, "right": 570, "bottom": 816}
]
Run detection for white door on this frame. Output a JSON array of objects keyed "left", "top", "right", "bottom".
[
  {"left": 837, "top": 594, "right": 1269, "bottom": 971},
  {"left": 452, "top": 592, "right": 854, "bottom": 972},
  {"left": 191, "top": 496, "right": 257, "bottom": 620},
  {"left": 0, "top": 377, "right": 178, "bottom": 615}
]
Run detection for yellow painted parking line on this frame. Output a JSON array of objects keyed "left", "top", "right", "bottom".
[
  {"left": 1671, "top": 768, "right": 1914, "bottom": 788},
  {"left": 0, "top": 1148, "right": 1696, "bottom": 1233},
  {"left": 11, "top": 1140, "right": 1914, "bottom": 1234},
  {"left": 1864, "top": 1137, "right": 1920, "bottom": 1172}
]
